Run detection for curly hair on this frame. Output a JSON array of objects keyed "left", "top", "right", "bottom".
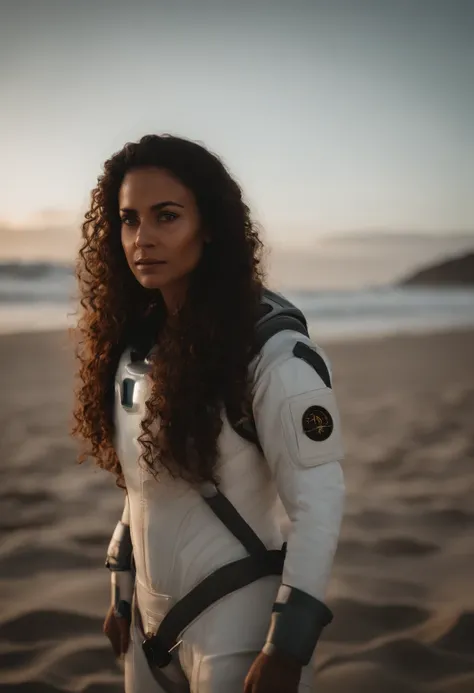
[{"left": 71, "top": 134, "right": 266, "bottom": 489}]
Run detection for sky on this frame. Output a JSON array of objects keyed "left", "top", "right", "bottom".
[{"left": 1, "top": 0, "right": 474, "bottom": 252}]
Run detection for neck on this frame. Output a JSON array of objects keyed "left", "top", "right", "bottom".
[{"left": 160, "top": 286, "right": 185, "bottom": 317}]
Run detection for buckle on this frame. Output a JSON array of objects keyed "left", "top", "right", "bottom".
[
  {"left": 199, "top": 482, "right": 218, "bottom": 498},
  {"left": 142, "top": 635, "right": 173, "bottom": 669}
]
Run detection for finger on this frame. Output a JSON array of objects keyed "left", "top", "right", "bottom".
[
  {"left": 104, "top": 614, "right": 118, "bottom": 638},
  {"left": 106, "top": 632, "right": 121, "bottom": 658},
  {"left": 103, "top": 609, "right": 116, "bottom": 633},
  {"left": 121, "top": 631, "right": 130, "bottom": 655},
  {"left": 102, "top": 614, "right": 111, "bottom": 635},
  {"left": 118, "top": 616, "right": 131, "bottom": 654},
  {"left": 104, "top": 617, "right": 121, "bottom": 658}
]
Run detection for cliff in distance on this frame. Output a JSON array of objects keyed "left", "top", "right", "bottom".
[{"left": 400, "top": 252, "right": 474, "bottom": 286}]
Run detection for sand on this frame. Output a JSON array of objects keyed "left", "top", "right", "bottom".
[{"left": 0, "top": 328, "right": 473, "bottom": 692}]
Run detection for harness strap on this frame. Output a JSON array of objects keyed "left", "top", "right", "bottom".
[
  {"left": 142, "top": 482, "right": 287, "bottom": 669},
  {"left": 200, "top": 483, "right": 268, "bottom": 558},
  {"left": 142, "top": 548, "right": 286, "bottom": 669},
  {"left": 229, "top": 415, "right": 263, "bottom": 453}
]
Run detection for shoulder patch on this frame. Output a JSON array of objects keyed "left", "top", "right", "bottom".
[{"left": 302, "top": 405, "right": 334, "bottom": 441}]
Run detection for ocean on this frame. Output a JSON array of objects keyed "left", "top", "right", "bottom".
[{"left": 1, "top": 261, "right": 473, "bottom": 340}]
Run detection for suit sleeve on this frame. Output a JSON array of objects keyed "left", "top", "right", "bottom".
[{"left": 252, "top": 338, "right": 345, "bottom": 602}]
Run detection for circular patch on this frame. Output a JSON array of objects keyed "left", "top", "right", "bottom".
[{"left": 302, "top": 406, "right": 334, "bottom": 442}]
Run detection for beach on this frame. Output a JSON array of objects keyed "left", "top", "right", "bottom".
[{"left": 0, "top": 327, "right": 473, "bottom": 693}]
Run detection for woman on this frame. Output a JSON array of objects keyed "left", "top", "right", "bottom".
[{"left": 72, "top": 134, "right": 345, "bottom": 693}]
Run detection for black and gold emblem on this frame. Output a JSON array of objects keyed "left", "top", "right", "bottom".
[{"left": 302, "top": 406, "right": 333, "bottom": 441}]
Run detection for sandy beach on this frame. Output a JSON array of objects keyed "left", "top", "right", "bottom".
[{"left": 0, "top": 327, "right": 473, "bottom": 692}]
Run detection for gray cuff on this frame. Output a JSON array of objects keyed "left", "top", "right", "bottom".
[{"left": 263, "top": 585, "right": 333, "bottom": 665}]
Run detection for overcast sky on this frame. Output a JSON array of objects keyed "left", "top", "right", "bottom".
[{"left": 1, "top": 0, "right": 473, "bottom": 247}]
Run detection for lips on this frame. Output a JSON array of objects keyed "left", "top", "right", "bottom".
[{"left": 135, "top": 259, "right": 166, "bottom": 266}]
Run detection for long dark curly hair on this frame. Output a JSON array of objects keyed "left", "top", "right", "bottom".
[{"left": 71, "top": 134, "right": 266, "bottom": 488}]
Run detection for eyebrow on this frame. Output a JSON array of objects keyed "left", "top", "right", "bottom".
[{"left": 119, "top": 201, "right": 185, "bottom": 213}]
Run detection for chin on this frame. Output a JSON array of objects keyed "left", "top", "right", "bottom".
[
  {"left": 137, "top": 275, "right": 167, "bottom": 290},
  {"left": 132, "top": 265, "right": 193, "bottom": 298},
  {"left": 131, "top": 264, "right": 168, "bottom": 288}
]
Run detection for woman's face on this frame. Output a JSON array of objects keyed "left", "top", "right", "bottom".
[{"left": 119, "top": 166, "right": 208, "bottom": 310}]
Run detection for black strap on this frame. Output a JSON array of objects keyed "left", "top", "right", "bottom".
[
  {"left": 200, "top": 486, "right": 268, "bottom": 558},
  {"left": 228, "top": 415, "right": 263, "bottom": 452},
  {"left": 293, "top": 342, "right": 332, "bottom": 389},
  {"left": 143, "top": 549, "right": 285, "bottom": 667},
  {"left": 141, "top": 483, "right": 288, "bottom": 667}
]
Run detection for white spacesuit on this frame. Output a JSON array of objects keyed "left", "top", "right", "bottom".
[{"left": 108, "top": 293, "right": 346, "bottom": 693}]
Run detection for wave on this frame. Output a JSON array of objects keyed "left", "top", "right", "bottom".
[
  {"left": 0, "top": 262, "right": 75, "bottom": 303},
  {"left": 1, "top": 263, "right": 474, "bottom": 338},
  {"left": 0, "top": 261, "right": 74, "bottom": 280}
]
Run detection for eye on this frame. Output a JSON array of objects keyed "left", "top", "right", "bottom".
[
  {"left": 120, "top": 211, "right": 178, "bottom": 226},
  {"left": 120, "top": 215, "right": 136, "bottom": 227},
  {"left": 159, "top": 211, "right": 178, "bottom": 222}
]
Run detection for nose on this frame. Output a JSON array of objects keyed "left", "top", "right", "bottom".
[{"left": 134, "top": 223, "right": 155, "bottom": 248}]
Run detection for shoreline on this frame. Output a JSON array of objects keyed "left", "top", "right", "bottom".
[{"left": 1, "top": 322, "right": 474, "bottom": 346}]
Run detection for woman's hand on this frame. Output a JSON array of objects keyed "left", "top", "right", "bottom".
[
  {"left": 103, "top": 604, "right": 131, "bottom": 658},
  {"left": 244, "top": 650, "right": 302, "bottom": 693}
]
